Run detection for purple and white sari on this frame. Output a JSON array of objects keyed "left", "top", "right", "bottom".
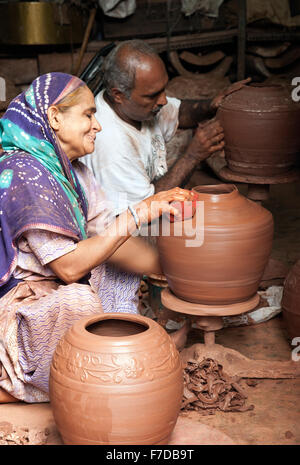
[{"left": 0, "top": 73, "right": 140, "bottom": 402}]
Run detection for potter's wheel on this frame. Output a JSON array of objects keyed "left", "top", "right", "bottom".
[
  {"left": 161, "top": 288, "right": 300, "bottom": 379},
  {"left": 219, "top": 166, "right": 300, "bottom": 202},
  {"left": 162, "top": 289, "right": 259, "bottom": 316}
]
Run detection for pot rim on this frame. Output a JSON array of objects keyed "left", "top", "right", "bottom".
[
  {"left": 192, "top": 184, "right": 238, "bottom": 201},
  {"left": 218, "top": 83, "right": 298, "bottom": 112},
  {"left": 69, "top": 312, "right": 155, "bottom": 344}
]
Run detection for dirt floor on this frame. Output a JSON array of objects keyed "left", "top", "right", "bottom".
[
  {"left": 0, "top": 166, "right": 299, "bottom": 446},
  {"left": 181, "top": 165, "right": 300, "bottom": 445},
  {"left": 183, "top": 316, "right": 300, "bottom": 445}
]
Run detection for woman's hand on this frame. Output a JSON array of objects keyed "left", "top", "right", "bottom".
[
  {"left": 135, "top": 187, "right": 195, "bottom": 225},
  {"left": 49, "top": 188, "right": 195, "bottom": 283}
]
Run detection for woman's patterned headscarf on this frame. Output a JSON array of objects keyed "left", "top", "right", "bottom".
[{"left": 0, "top": 73, "right": 91, "bottom": 294}]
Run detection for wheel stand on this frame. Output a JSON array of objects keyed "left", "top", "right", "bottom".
[
  {"left": 161, "top": 288, "right": 300, "bottom": 379},
  {"left": 219, "top": 166, "right": 300, "bottom": 204}
]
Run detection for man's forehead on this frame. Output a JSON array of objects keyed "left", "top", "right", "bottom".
[
  {"left": 134, "top": 58, "right": 168, "bottom": 89},
  {"left": 135, "top": 55, "right": 165, "bottom": 72}
]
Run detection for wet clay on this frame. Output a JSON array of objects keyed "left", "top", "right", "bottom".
[
  {"left": 157, "top": 184, "right": 274, "bottom": 305},
  {"left": 49, "top": 313, "right": 183, "bottom": 445},
  {"left": 281, "top": 259, "right": 300, "bottom": 342},
  {"left": 217, "top": 84, "right": 300, "bottom": 177},
  {"left": 181, "top": 358, "right": 255, "bottom": 414}
]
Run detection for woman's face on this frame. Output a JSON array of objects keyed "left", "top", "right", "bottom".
[{"left": 51, "top": 86, "right": 101, "bottom": 161}]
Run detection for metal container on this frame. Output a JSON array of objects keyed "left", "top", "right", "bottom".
[{"left": 0, "top": 2, "right": 85, "bottom": 45}]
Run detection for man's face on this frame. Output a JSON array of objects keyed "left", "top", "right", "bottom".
[{"left": 119, "top": 56, "right": 169, "bottom": 122}]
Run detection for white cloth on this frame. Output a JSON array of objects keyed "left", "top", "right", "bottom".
[
  {"left": 181, "top": 0, "right": 224, "bottom": 17},
  {"left": 82, "top": 91, "right": 181, "bottom": 215},
  {"left": 98, "top": 0, "right": 136, "bottom": 18}
]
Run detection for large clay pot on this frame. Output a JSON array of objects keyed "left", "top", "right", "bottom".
[
  {"left": 217, "top": 84, "right": 300, "bottom": 177},
  {"left": 157, "top": 184, "right": 273, "bottom": 305},
  {"left": 49, "top": 313, "right": 183, "bottom": 445},
  {"left": 281, "top": 260, "right": 300, "bottom": 342}
]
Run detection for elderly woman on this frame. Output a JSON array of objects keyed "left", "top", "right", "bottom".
[{"left": 0, "top": 73, "right": 192, "bottom": 403}]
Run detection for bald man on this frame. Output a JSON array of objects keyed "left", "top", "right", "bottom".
[{"left": 83, "top": 40, "right": 247, "bottom": 215}]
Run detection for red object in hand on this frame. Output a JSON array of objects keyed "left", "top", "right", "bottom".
[{"left": 169, "top": 191, "right": 198, "bottom": 222}]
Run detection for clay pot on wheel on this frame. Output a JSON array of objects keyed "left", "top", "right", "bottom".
[
  {"left": 217, "top": 84, "right": 300, "bottom": 177},
  {"left": 157, "top": 184, "right": 273, "bottom": 305},
  {"left": 49, "top": 313, "right": 183, "bottom": 445},
  {"left": 281, "top": 260, "right": 300, "bottom": 342}
]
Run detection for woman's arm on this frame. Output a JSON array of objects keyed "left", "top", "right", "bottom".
[
  {"left": 48, "top": 187, "right": 191, "bottom": 283},
  {"left": 107, "top": 236, "right": 162, "bottom": 276},
  {"left": 48, "top": 209, "right": 138, "bottom": 283}
]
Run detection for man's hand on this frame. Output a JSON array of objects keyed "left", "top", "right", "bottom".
[
  {"left": 185, "top": 118, "right": 225, "bottom": 163},
  {"left": 154, "top": 119, "right": 224, "bottom": 192},
  {"left": 211, "top": 77, "right": 252, "bottom": 110}
]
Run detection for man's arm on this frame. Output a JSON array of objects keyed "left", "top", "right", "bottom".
[
  {"left": 154, "top": 118, "right": 224, "bottom": 193},
  {"left": 178, "top": 78, "right": 252, "bottom": 129},
  {"left": 178, "top": 99, "right": 215, "bottom": 129}
]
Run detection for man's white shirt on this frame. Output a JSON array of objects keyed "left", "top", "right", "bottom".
[{"left": 82, "top": 90, "right": 181, "bottom": 215}]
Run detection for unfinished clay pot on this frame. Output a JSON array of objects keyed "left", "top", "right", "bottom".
[
  {"left": 157, "top": 184, "right": 273, "bottom": 305},
  {"left": 281, "top": 260, "right": 300, "bottom": 342},
  {"left": 49, "top": 313, "right": 183, "bottom": 445},
  {"left": 217, "top": 84, "right": 300, "bottom": 176}
]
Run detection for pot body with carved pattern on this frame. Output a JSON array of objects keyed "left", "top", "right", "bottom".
[{"left": 49, "top": 312, "right": 183, "bottom": 445}]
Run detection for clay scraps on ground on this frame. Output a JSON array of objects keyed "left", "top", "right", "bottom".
[
  {"left": 182, "top": 358, "right": 256, "bottom": 415},
  {"left": 0, "top": 421, "right": 49, "bottom": 445}
]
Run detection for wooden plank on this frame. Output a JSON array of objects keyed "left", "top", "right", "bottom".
[
  {"left": 180, "top": 50, "right": 225, "bottom": 67},
  {"left": 247, "top": 28, "right": 300, "bottom": 42},
  {"left": 0, "top": 58, "right": 38, "bottom": 85},
  {"left": 0, "top": 74, "right": 19, "bottom": 111},
  {"left": 102, "top": 0, "right": 199, "bottom": 40},
  {"left": 38, "top": 51, "right": 95, "bottom": 76},
  {"left": 264, "top": 46, "right": 300, "bottom": 69},
  {"left": 237, "top": 0, "right": 247, "bottom": 80},
  {"left": 87, "top": 29, "right": 238, "bottom": 54},
  {"left": 247, "top": 42, "right": 290, "bottom": 58}
]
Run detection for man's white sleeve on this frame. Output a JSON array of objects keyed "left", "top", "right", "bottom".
[{"left": 157, "top": 96, "right": 181, "bottom": 143}]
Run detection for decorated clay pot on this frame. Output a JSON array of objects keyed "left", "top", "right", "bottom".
[
  {"left": 281, "top": 260, "right": 300, "bottom": 342},
  {"left": 217, "top": 84, "right": 300, "bottom": 176},
  {"left": 49, "top": 313, "right": 183, "bottom": 445},
  {"left": 157, "top": 184, "right": 273, "bottom": 305}
]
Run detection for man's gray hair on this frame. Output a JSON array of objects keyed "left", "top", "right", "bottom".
[{"left": 102, "top": 40, "right": 159, "bottom": 99}]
